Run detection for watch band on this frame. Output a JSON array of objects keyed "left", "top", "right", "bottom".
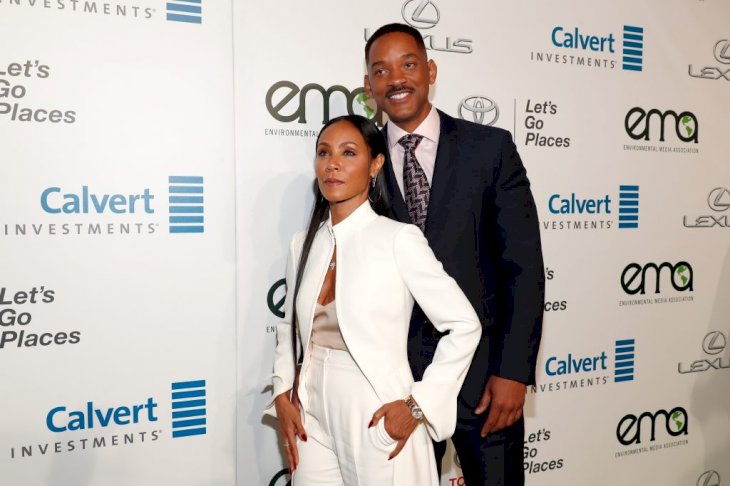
[{"left": 405, "top": 395, "right": 424, "bottom": 421}]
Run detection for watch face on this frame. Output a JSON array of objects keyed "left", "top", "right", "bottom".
[{"left": 412, "top": 408, "right": 424, "bottom": 420}]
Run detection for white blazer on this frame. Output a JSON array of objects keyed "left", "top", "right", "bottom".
[{"left": 267, "top": 201, "right": 481, "bottom": 443}]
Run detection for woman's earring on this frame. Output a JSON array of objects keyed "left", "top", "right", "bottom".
[{"left": 371, "top": 176, "right": 376, "bottom": 188}]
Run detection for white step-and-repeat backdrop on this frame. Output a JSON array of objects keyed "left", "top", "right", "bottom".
[{"left": 2, "top": 0, "right": 728, "bottom": 485}]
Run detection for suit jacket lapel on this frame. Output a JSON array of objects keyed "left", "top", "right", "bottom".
[
  {"left": 382, "top": 127, "right": 412, "bottom": 224},
  {"left": 424, "top": 110, "right": 458, "bottom": 239}
]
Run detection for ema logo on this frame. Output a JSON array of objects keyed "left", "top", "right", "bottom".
[
  {"left": 616, "top": 406, "right": 688, "bottom": 446},
  {"left": 618, "top": 185, "right": 639, "bottom": 229},
  {"left": 614, "top": 339, "right": 635, "bottom": 382},
  {"left": 168, "top": 176, "right": 204, "bottom": 234},
  {"left": 171, "top": 379, "right": 207, "bottom": 438},
  {"left": 621, "top": 26, "right": 644, "bottom": 71},
  {"left": 166, "top": 0, "right": 202, "bottom": 24}
]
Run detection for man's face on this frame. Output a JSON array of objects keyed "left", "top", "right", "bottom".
[{"left": 364, "top": 32, "right": 437, "bottom": 133}]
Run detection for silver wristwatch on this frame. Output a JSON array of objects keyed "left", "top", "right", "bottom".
[{"left": 405, "top": 395, "right": 424, "bottom": 421}]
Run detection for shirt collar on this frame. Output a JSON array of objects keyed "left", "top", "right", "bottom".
[
  {"left": 324, "top": 200, "right": 378, "bottom": 240},
  {"left": 387, "top": 105, "right": 440, "bottom": 150}
]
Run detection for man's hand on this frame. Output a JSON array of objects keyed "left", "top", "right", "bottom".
[
  {"left": 475, "top": 375, "right": 526, "bottom": 437},
  {"left": 370, "top": 400, "right": 419, "bottom": 460},
  {"left": 274, "top": 392, "right": 307, "bottom": 473}
]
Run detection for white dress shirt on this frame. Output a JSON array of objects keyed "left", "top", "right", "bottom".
[{"left": 387, "top": 105, "right": 441, "bottom": 197}]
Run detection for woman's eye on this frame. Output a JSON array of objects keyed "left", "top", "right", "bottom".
[
  {"left": 317, "top": 150, "right": 328, "bottom": 157},
  {"left": 343, "top": 150, "right": 356, "bottom": 156}
]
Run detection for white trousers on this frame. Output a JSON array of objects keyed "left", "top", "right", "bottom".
[{"left": 294, "top": 344, "right": 398, "bottom": 486}]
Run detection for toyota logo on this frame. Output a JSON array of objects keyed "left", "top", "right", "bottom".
[
  {"left": 458, "top": 96, "right": 499, "bottom": 126},
  {"left": 402, "top": 0, "right": 440, "bottom": 29},
  {"left": 702, "top": 331, "right": 726, "bottom": 355},
  {"left": 698, "top": 470, "right": 721, "bottom": 486},
  {"left": 707, "top": 187, "right": 730, "bottom": 212},
  {"left": 714, "top": 39, "right": 730, "bottom": 65}
]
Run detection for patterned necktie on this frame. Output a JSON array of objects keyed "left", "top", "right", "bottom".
[{"left": 398, "top": 134, "right": 429, "bottom": 232}]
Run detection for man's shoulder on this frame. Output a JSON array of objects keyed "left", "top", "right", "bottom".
[{"left": 438, "top": 109, "right": 511, "bottom": 143}]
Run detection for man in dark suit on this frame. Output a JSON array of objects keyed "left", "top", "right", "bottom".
[{"left": 363, "top": 23, "right": 545, "bottom": 485}]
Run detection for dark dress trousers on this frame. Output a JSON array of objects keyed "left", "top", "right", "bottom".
[{"left": 383, "top": 110, "right": 545, "bottom": 485}]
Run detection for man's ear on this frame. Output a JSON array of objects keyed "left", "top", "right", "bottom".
[
  {"left": 428, "top": 59, "right": 437, "bottom": 85},
  {"left": 364, "top": 74, "right": 373, "bottom": 97}
]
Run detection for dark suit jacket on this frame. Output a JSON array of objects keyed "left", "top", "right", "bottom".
[{"left": 383, "top": 110, "right": 545, "bottom": 420}]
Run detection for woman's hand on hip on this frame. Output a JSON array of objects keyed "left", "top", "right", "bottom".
[
  {"left": 274, "top": 391, "right": 307, "bottom": 473},
  {"left": 369, "top": 400, "right": 419, "bottom": 460}
]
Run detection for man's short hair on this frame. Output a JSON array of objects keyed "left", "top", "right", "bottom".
[{"left": 365, "top": 23, "right": 427, "bottom": 64}]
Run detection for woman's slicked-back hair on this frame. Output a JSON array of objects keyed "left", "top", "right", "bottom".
[{"left": 289, "top": 115, "right": 389, "bottom": 369}]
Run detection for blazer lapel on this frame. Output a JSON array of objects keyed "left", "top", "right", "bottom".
[
  {"left": 424, "top": 110, "right": 458, "bottom": 239},
  {"left": 382, "top": 126, "right": 412, "bottom": 224}
]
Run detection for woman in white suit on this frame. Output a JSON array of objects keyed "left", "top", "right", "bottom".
[{"left": 267, "top": 115, "right": 481, "bottom": 485}]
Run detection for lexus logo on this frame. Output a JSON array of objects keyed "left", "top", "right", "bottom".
[
  {"left": 702, "top": 332, "right": 727, "bottom": 355},
  {"left": 402, "top": 0, "right": 440, "bottom": 29},
  {"left": 267, "top": 278, "right": 287, "bottom": 318},
  {"left": 714, "top": 40, "right": 730, "bottom": 65},
  {"left": 698, "top": 470, "right": 721, "bottom": 486},
  {"left": 708, "top": 187, "right": 730, "bottom": 212},
  {"left": 458, "top": 96, "right": 499, "bottom": 126}
]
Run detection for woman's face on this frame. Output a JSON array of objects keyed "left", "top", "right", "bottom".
[{"left": 315, "top": 120, "right": 384, "bottom": 209}]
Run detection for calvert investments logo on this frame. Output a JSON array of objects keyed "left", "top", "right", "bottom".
[
  {"left": 171, "top": 380, "right": 207, "bottom": 438},
  {"left": 0, "top": 0, "right": 155, "bottom": 21},
  {"left": 623, "top": 107, "right": 699, "bottom": 154},
  {"left": 9, "top": 378, "right": 208, "bottom": 460},
  {"left": 2, "top": 175, "right": 205, "bottom": 238},
  {"left": 529, "top": 338, "right": 636, "bottom": 394},
  {"left": 168, "top": 176, "right": 204, "bottom": 234},
  {"left": 619, "top": 260, "right": 694, "bottom": 307},
  {"left": 264, "top": 80, "right": 384, "bottom": 135},
  {"left": 615, "top": 406, "right": 689, "bottom": 458},
  {"left": 689, "top": 39, "right": 730, "bottom": 81},
  {"left": 678, "top": 331, "right": 729, "bottom": 374},
  {"left": 363, "top": 0, "right": 473, "bottom": 54},
  {"left": 530, "top": 24, "right": 644, "bottom": 72},
  {"left": 542, "top": 185, "right": 639, "bottom": 231},
  {"left": 457, "top": 96, "right": 499, "bottom": 126},
  {"left": 683, "top": 187, "right": 730, "bottom": 228},
  {"left": 166, "top": 0, "right": 201, "bottom": 24}
]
